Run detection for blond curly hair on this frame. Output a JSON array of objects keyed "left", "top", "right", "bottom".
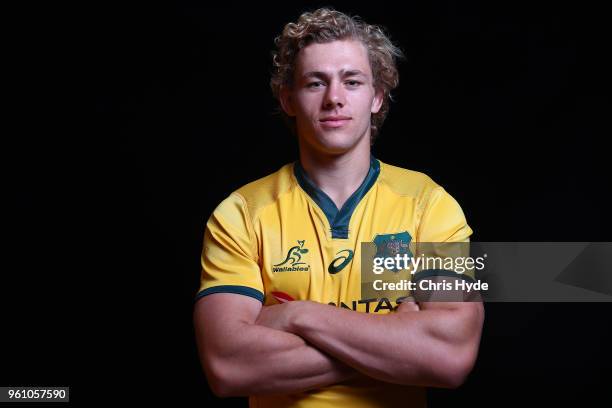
[{"left": 270, "top": 8, "right": 404, "bottom": 141}]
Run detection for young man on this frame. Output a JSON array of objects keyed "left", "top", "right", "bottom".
[{"left": 194, "top": 8, "right": 484, "bottom": 408}]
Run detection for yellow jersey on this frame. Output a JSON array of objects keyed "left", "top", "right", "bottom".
[{"left": 196, "top": 157, "right": 473, "bottom": 408}]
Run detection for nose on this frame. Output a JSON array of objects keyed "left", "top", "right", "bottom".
[{"left": 323, "top": 80, "right": 345, "bottom": 109}]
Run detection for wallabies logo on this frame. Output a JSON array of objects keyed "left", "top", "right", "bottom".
[{"left": 273, "top": 240, "right": 311, "bottom": 272}]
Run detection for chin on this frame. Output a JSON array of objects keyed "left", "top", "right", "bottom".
[
  {"left": 311, "top": 132, "right": 362, "bottom": 155},
  {"left": 298, "top": 123, "right": 370, "bottom": 156}
]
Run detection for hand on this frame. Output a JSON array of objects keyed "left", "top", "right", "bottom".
[{"left": 396, "top": 296, "right": 420, "bottom": 313}]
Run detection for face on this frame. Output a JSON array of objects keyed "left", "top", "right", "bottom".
[{"left": 280, "top": 40, "right": 383, "bottom": 156}]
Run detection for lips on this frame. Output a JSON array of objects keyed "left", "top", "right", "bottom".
[{"left": 320, "top": 116, "right": 351, "bottom": 128}]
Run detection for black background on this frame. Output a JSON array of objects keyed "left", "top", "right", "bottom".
[{"left": 4, "top": 0, "right": 612, "bottom": 406}]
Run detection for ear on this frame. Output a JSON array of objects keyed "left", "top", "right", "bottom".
[
  {"left": 371, "top": 88, "right": 384, "bottom": 114},
  {"left": 279, "top": 86, "right": 296, "bottom": 117}
]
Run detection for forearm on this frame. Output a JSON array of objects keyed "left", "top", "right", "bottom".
[
  {"left": 201, "top": 321, "right": 355, "bottom": 397},
  {"left": 290, "top": 301, "right": 483, "bottom": 388}
]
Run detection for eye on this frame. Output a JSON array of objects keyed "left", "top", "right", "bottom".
[
  {"left": 345, "top": 80, "right": 362, "bottom": 87},
  {"left": 307, "top": 81, "right": 325, "bottom": 88}
]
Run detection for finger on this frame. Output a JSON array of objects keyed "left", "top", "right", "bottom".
[{"left": 397, "top": 296, "right": 420, "bottom": 312}]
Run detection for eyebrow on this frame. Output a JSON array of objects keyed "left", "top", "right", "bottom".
[{"left": 302, "top": 69, "right": 367, "bottom": 79}]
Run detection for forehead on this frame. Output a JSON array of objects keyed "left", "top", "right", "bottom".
[{"left": 295, "top": 40, "right": 372, "bottom": 77}]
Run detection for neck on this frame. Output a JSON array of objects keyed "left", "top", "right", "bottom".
[{"left": 298, "top": 143, "right": 372, "bottom": 210}]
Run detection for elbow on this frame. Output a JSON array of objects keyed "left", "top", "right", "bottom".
[
  {"left": 439, "top": 346, "right": 479, "bottom": 389},
  {"left": 395, "top": 346, "right": 477, "bottom": 389},
  {"left": 207, "top": 375, "right": 236, "bottom": 399},
  {"left": 440, "top": 368, "right": 468, "bottom": 390},
  {"left": 203, "top": 357, "right": 248, "bottom": 398},
  {"left": 440, "top": 303, "right": 484, "bottom": 389},
  {"left": 209, "top": 382, "right": 241, "bottom": 399}
]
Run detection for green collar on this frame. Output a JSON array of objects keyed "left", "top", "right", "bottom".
[{"left": 294, "top": 156, "right": 381, "bottom": 239}]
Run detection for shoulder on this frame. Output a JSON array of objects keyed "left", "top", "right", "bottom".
[
  {"left": 377, "top": 160, "right": 443, "bottom": 202},
  {"left": 214, "top": 163, "right": 297, "bottom": 219},
  {"left": 377, "top": 161, "right": 472, "bottom": 241}
]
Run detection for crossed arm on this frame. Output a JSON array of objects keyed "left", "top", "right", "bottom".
[
  {"left": 193, "top": 293, "right": 357, "bottom": 397},
  {"left": 194, "top": 280, "right": 484, "bottom": 397}
]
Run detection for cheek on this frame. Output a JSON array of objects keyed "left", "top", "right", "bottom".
[
  {"left": 362, "top": 91, "right": 378, "bottom": 111},
  {"left": 354, "top": 96, "right": 375, "bottom": 119},
  {"left": 301, "top": 105, "right": 318, "bottom": 118},
  {"left": 294, "top": 90, "right": 317, "bottom": 106},
  {"left": 294, "top": 109, "right": 318, "bottom": 131},
  {"left": 295, "top": 101, "right": 312, "bottom": 120}
]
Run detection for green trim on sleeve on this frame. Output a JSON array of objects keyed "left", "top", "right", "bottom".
[
  {"left": 195, "top": 285, "right": 265, "bottom": 303},
  {"left": 412, "top": 268, "right": 476, "bottom": 283}
]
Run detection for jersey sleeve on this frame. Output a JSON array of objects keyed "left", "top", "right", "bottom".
[
  {"left": 414, "top": 187, "right": 476, "bottom": 282},
  {"left": 417, "top": 187, "right": 473, "bottom": 243},
  {"left": 195, "top": 193, "right": 265, "bottom": 303}
]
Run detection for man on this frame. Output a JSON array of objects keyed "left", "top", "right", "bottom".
[{"left": 194, "top": 8, "right": 484, "bottom": 408}]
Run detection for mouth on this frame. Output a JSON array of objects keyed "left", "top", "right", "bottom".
[{"left": 319, "top": 116, "right": 352, "bottom": 128}]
